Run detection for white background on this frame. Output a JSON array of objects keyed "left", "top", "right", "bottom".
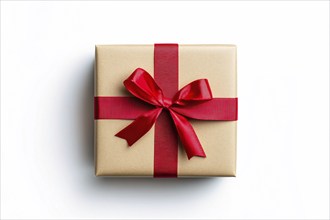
[{"left": 1, "top": 1, "right": 329, "bottom": 219}]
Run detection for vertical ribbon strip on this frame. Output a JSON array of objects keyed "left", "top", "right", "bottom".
[{"left": 154, "top": 44, "right": 179, "bottom": 177}]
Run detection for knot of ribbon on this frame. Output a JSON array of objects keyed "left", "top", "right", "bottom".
[{"left": 115, "top": 68, "right": 214, "bottom": 159}]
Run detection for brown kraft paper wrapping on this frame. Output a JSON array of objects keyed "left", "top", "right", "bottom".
[{"left": 95, "top": 44, "right": 237, "bottom": 177}]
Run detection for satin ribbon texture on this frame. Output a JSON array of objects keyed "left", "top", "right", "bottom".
[{"left": 115, "top": 68, "right": 215, "bottom": 159}]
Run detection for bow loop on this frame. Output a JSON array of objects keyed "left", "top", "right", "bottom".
[
  {"left": 124, "top": 68, "right": 165, "bottom": 107},
  {"left": 172, "top": 79, "right": 213, "bottom": 106}
]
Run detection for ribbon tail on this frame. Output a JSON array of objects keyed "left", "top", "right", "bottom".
[
  {"left": 168, "top": 110, "right": 206, "bottom": 159},
  {"left": 115, "top": 108, "right": 163, "bottom": 146}
]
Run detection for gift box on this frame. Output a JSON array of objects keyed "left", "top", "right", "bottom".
[{"left": 94, "top": 44, "right": 237, "bottom": 177}]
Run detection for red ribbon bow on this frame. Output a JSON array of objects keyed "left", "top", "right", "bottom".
[{"left": 115, "top": 68, "right": 214, "bottom": 159}]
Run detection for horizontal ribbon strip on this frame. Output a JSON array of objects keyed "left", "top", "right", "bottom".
[{"left": 95, "top": 96, "right": 238, "bottom": 120}]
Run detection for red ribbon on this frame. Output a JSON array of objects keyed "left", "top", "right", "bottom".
[
  {"left": 115, "top": 67, "right": 213, "bottom": 159},
  {"left": 94, "top": 44, "right": 238, "bottom": 177}
]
